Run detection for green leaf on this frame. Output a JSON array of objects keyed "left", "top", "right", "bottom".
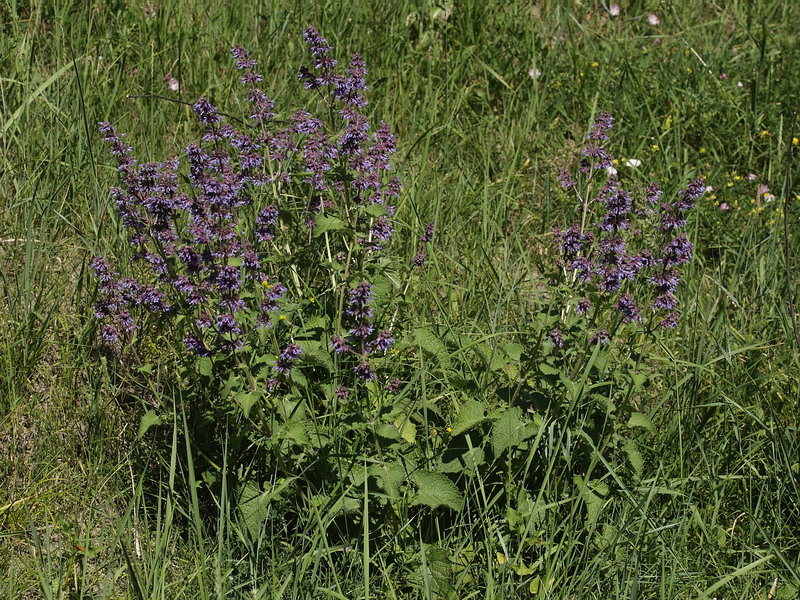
[
  {"left": 361, "top": 203, "right": 389, "bottom": 218},
  {"left": 627, "top": 412, "right": 655, "bottom": 435},
  {"left": 237, "top": 478, "right": 295, "bottom": 540},
  {"left": 501, "top": 342, "right": 524, "bottom": 362},
  {"left": 410, "top": 471, "right": 463, "bottom": 511},
  {"left": 491, "top": 407, "right": 535, "bottom": 457},
  {"left": 450, "top": 399, "right": 487, "bottom": 436},
  {"left": 437, "top": 446, "right": 485, "bottom": 474},
  {"left": 138, "top": 410, "right": 162, "bottom": 439},
  {"left": 235, "top": 391, "right": 260, "bottom": 418},
  {"left": 197, "top": 357, "right": 213, "bottom": 377},
  {"left": 623, "top": 439, "right": 644, "bottom": 480},
  {"left": 313, "top": 215, "right": 347, "bottom": 237},
  {"left": 393, "top": 416, "right": 417, "bottom": 444},
  {"left": 413, "top": 327, "right": 452, "bottom": 368},
  {"left": 575, "top": 477, "right": 608, "bottom": 527},
  {"left": 369, "top": 461, "right": 407, "bottom": 501}
]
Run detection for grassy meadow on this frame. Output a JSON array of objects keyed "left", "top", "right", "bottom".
[{"left": 1, "top": 0, "right": 799, "bottom": 598}]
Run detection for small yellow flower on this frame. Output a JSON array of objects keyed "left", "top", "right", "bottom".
[
  {"left": 727, "top": 182, "right": 734, "bottom": 187},
  {"left": 686, "top": 67, "right": 693, "bottom": 74},
  {"left": 793, "top": 137, "right": 799, "bottom": 145},
  {"left": 699, "top": 147, "right": 706, "bottom": 154},
  {"left": 261, "top": 280, "right": 272, "bottom": 288},
  {"left": 760, "top": 129, "right": 770, "bottom": 138},
  {"left": 612, "top": 158, "right": 619, "bottom": 165},
  {"left": 711, "top": 194, "right": 717, "bottom": 200},
  {"left": 554, "top": 81, "right": 562, "bottom": 88},
  {"left": 651, "top": 144, "right": 659, "bottom": 151},
  {"left": 445, "top": 426, "right": 453, "bottom": 433},
  {"left": 278, "top": 314, "right": 286, "bottom": 320},
  {"left": 431, "top": 429, "right": 438, "bottom": 437},
  {"left": 684, "top": 49, "right": 691, "bottom": 56},
  {"left": 579, "top": 71, "right": 584, "bottom": 77},
  {"left": 734, "top": 175, "right": 742, "bottom": 181},
  {"left": 591, "top": 61, "right": 599, "bottom": 67},
  {"left": 308, "top": 296, "right": 316, "bottom": 303}
]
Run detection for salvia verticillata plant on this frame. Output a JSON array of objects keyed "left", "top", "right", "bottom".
[
  {"left": 551, "top": 111, "right": 703, "bottom": 345},
  {"left": 90, "top": 30, "right": 465, "bottom": 544},
  {"left": 92, "top": 29, "right": 433, "bottom": 396}
]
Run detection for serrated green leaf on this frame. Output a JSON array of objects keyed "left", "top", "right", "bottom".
[
  {"left": 623, "top": 439, "right": 644, "bottom": 480},
  {"left": 369, "top": 461, "right": 406, "bottom": 501},
  {"left": 312, "top": 215, "right": 347, "bottom": 237},
  {"left": 197, "top": 357, "right": 213, "bottom": 377},
  {"left": 501, "top": 342, "right": 524, "bottom": 362},
  {"left": 437, "top": 446, "right": 485, "bottom": 474},
  {"left": 627, "top": 412, "right": 655, "bottom": 435},
  {"left": 235, "top": 391, "right": 260, "bottom": 418},
  {"left": 575, "top": 477, "right": 608, "bottom": 527},
  {"left": 413, "top": 327, "right": 451, "bottom": 368},
  {"left": 138, "top": 410, "right": 162, "bottom": 439},
  {"left": 394, "top": 416, "right": 417, "bottom": 444},
  {"left": 451, "top": 399, "right": 487, "bottom": 436},
  {"left": 539, "top": 362, "right": 560, "bottom": 376},
  {"left": 410, "top": 471, "right": 463, "bottom": 510},
  {"left": 280, "top": 420, "right": 309, "bottom": 446},
  {"left": 491, "top": 407, "right": 534, "bottom": 457},
  {"left": 361, "top": 203, "right": 389, "bottom": 218}
]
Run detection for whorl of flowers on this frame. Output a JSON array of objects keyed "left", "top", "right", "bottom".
[
  {"left": 330, "top": 281, "right": 394, "bottom": 381},
  {"left": 92, "top": 31, "right": 401, "bottom": 381},
  {"left": 553, "top": 112, "right": 703, "bottom": 341}
]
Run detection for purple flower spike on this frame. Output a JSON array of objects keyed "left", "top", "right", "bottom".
[{"left": 420, "top": 222, "right": 435, "bottom": 243}]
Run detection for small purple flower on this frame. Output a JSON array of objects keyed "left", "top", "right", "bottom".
[
  {"left": 659, "top": 311, "right": 680, "bottom": 329},
  {"left": 557, "top": 168, "right": 576, "bottom": 189},
  {"left": 549, "top": 328, "right": 565, "bottom": 348},
  {"left": 576, "top": 297, "right": 591, "bottom": 314},
  {"left": 335, "top": 385, "right": 350, "bottom": 399},
  {"left": 370, "top": 329, "right": 394, "bottom": 353},
  {"left": 255, "top": 205, "right": 279, "bottom": 241},
  {"left": 100, "top": 324, "right": 120, "bottom": 343},
  {"left": 616, "top": 293, "right": 641, "bottom": 323},
  {"left": 216, "top": 266, "right": 241, "bottom": 292},
  {"left": 303, "top": 27, "right": 337, "bottom": 70},
  {"left": 265, "top": 378, "right": 280, "bottom": 392},
  {"left": 589, "top": 329, "right": 610, "bottom": 345},
  {"left": 371, "top": 216, "right": 394, "bottom": 242},
  {"left": 661, "top": 234, "right": 693, "bottom": 267},
  {"left": 412, "top": 252, "right": 426, "bottom": 267},
  {"left": 184, "top": 334, "right": 211, "bottom": 357},
  {"left": 354, "top": 361, "right": 375, "bottom": 381},
  {"left": 216, "top": 313, "right": 241, "bottom": 335},
  {"left": 653, "top": 293, "right": 679, "bottom": 310},
  {"left": 646, "top": 182, "right": 663, "bottom": 206},
  {"left": 387, "top": 377, "right": 401, "bottom": 393},
  {"left": 192, "top": 97, "right": 222, "bottom": 125},
  {"left": 649, "top": 271, "right": 679, "bottom": 294},
  {"left": 589, "top": 112, "right": 614, "bottom": 141},
  {"left": 275, "top": 343, "right": 303, "bottom": 374},
  {"left": 330, "top": 335, "right": 352, "bottom": 354}
]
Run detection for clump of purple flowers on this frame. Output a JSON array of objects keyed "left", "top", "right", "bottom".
[
  {"left": 552, "top": 112, "right": 704, "bottom": 344},
  {"left": 92, "top": 30, "right": 404, "bottom": 394}
]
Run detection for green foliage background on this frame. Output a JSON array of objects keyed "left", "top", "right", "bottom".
[{"left": 1, "top": 0, "right": 798, "bottom": 598}]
